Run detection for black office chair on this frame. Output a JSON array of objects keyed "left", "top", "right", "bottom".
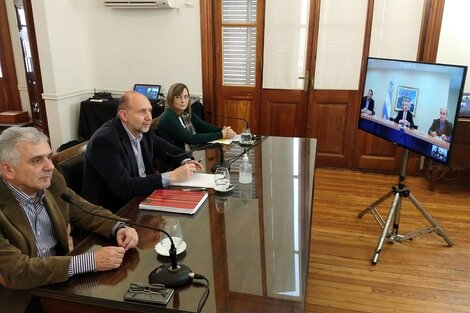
[
  {"left": 57, "top": 153, "right": 86, "bottom": 196},
  {"left": 151, "top": 114, "right": 162, "bottom": 131},
  {"left": 52, "top": 141, "right": 88, "bottom": 196},
  {"left": 52, "top": 141, "right": 88, "bottom": 244},
  {"left": 191, "top": 99, "right": 205, "bottom": 121}
]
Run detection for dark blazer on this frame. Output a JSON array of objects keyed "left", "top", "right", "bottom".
[
  {"left": 360, "top": 96, "right": 375, "bottom": 114},
  {"left": 157, "top": 108, "right": 223, "bottom": 151},
  {"left": 0, "top": 169, "right": 118, "bottom": 289},
  {"left": 428, "top": 119, "right": 453, "bottom": 140},
  {"left": 82, "top": 118, "right": 189, "bottom": 212},
  {"left": 394, "top": 110, "right": 415, "bottom": 128}
]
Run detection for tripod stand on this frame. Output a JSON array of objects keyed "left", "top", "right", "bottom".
[{"left": 357, "top": 149, "right": 454, "bottom": 264}]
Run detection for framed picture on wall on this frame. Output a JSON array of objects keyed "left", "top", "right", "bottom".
[
  {"left": 460, "top": 93, "right": 470, "bottom": 118},
  {"left": 395, "top": 86, "right": 419, "bottom": 116}
]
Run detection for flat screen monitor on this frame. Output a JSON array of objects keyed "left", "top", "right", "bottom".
[
  {"left": 358, "top": 57, "right": 467, "bottom": 165},
  {"left": 133, "top": 84, "right": 161, "bottom": 101},
  {"left": 459, "top": 93, "right": 470, "bottom": 117}
]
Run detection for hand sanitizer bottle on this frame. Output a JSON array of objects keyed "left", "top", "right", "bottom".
[{"left": 239, "top": 153, "right": 252, "bottom": 184}]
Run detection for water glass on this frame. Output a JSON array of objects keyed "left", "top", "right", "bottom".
[
  {"left": 241, "top": 128, "right": 252, "bottom": 143},
  {"left": 160, "top": 219, "right": 183, "bottom": 250},
  {"left": 214, "top": 167, "right": 231, "bottom": 191}
]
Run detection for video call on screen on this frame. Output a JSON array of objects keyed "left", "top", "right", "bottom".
[{"left": 358, "top": 57, "right": 467, "bottom": 165}]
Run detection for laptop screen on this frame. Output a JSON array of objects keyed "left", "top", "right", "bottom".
[{"left": 133, "top": 84, "right": 161, "bottom": 101}]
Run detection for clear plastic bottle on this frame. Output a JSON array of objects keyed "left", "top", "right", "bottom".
[{"left": 239, "top": 153, "right": 252, "bottom": 184}]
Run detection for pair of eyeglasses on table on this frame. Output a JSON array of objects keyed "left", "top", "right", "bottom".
[{"left": 124, "top": 282, "right": 174, "bottom": 305}]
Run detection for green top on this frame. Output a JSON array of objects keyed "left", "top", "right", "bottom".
[{"left": 157, "top": 108, "right": 223, "bottom": 150}]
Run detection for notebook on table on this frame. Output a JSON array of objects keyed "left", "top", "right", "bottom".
[{"left": 139, "top": 189, "right": 208, "bottom": 215}]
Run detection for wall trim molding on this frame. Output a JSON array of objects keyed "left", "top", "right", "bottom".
[{"left": 39, "top": 88, "right": 203, "bottom": 101}]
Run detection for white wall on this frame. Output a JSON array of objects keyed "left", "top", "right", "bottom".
[
  {"left": 8, "top": 0, "right": 201, "bottom": 150},
  {"left": 437, "top": 0, "right": 470, "bottom": 94}
]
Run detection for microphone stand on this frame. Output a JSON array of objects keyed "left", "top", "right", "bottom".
[
  {"left": 166, "top": 142, "right": 219, "bottom": 158},
  {"left": 212, "top": 114, "right": 249, "bottom": 131},
  {"left": 212, "top": 136, "right": 267, "bottom": 172},
  {"left": 60, "top": 193, "right": 193, "bottom": 288},
  {"left": 210, "top": 144, "right": 230, "bottom": 172}
]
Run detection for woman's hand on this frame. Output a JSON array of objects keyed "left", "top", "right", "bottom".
[{"left": 222, "top": 126, "right": 236, "bottom": 139}]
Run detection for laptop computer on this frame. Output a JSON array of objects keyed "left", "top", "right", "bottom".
[{"left": 133, "top": 84, "right": 161, "bottom": 103}]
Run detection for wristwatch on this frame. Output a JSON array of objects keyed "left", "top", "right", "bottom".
[{"left": 114, "top": 222, "right": 128, "bottom": 237}]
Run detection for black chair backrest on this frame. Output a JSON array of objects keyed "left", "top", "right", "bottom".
[
  {"left": 52, "top": 141, "right": 87, "bottom": 196},
  {"left": 57, "top": 153, "right": 86, "bottom": 196}
]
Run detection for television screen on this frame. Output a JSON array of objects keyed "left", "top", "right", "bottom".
[
  {"left": 459, "top": 93, "right": 470, "bottom": 117},
  {"left": 358, "top": 57, "right": 467, "bottom": 165},
  {"left": 133, "top": 84, "right": 161, "bottom": 101}
]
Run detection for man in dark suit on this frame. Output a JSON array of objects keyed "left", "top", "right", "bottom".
[
  {"left": 360, "top": 89, "right": 375, "bottom": 115},
  {"left": 83, "top": 91, "right": 203, "bottom": 212},
  {"left": 428, "top": 107, "right": 453, "bottom": 142},
  {"left": 394, "top": 99, "right": 414, "bottom": 128}
]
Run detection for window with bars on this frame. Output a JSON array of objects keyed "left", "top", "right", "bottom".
[{"left": 222, "top": 0, "right": 257, "bottom": 86}]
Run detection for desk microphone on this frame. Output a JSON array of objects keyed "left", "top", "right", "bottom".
[
  {"left": 213, "top": 114, "right": 252, "bottom": 144},
  {"left": 60, "top": 193, "right": 193, "bottom": 288},
  {"left": 225, "top": 135, "right": 267, "bottom": 168},
  {"left": 166, "top": 142, "right": 219, "bottom": 158},
  {"left": 207, "top": 113, "right": 252, "bottom": 142},
  {"left": 210, "top": 135, "right": 266, "bottom": 172},
  {"left": 212, "top": 114, "right": 249, "bottom": 130}
]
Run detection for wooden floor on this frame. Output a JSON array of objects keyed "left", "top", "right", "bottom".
[{"left": 306, "top": 168, "right": 470, "bottom": 313}]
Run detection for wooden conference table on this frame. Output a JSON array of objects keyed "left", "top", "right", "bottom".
[
  {"left": 360, "top": 113, "right": 450, "bottom": 150},
  {"left": 32, "top": 136, "right": 317, "bottom": 313}
]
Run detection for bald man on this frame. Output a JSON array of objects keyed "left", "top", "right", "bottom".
[{"left": 83, "top": 91, "right": 203, "bottom": 212}]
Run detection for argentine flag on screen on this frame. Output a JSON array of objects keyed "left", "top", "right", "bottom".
[
  {"left": 382, "top": 80, "right": 394, "bottom": 119},
  {"left": 382, "top": 99, "right": 390, "bottom": 119}
]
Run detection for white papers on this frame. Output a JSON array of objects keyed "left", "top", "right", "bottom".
[
  {"left": 209, "top": 134, "right": 241, "bottom": 145},
  {"left": 170, "top": 173, "right": 216, "bottom": 188}
]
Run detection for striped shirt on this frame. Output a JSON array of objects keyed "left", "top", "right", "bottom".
[
  {"left": 121, "top": 121, "right": 173, "bottom": 186},
  {"left": 4, "top": 180, "right": 95, "bottom": 277}
]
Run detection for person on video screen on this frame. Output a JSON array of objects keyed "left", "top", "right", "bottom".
[
  {"left": 394, "top": 99, "right": 414, "bottom": 128},
  {"left": 361, "top": 89, "right": 375, "bottom": 115},
  {"left": 428, "top": 107, "right": 453, "bottom": 142}
]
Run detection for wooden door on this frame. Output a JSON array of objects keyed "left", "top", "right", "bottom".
[
  {"left": 14, "top": 0, "right": 48, "bottom": 135},
  {"left": 258, "top": 0, "right": 318, "bottom": 137},
  {"left": 208, "top": 0, "right": 317, "bottom": 138},
  {"left": 0, "top": 0, "right": 21, "bottom": 112}
]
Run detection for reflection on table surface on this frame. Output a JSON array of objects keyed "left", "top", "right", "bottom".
[{"left": 33, "top": 136, "right": 317, "bottom": 313}]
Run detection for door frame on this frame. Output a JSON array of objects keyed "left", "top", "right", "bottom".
[{"left": 0, "top": 0, "right": 21, "bottom": 112}]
